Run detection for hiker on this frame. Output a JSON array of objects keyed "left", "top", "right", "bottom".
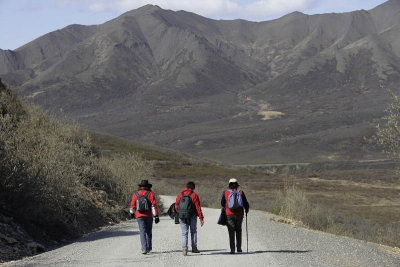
[
  {"left": 130, "top": 180, "right": 160, "bottom": 254},
  {"left": 175, "top": 181, "right": 204, "bottom": 256},
  {"left": 221, "top": 178, "right": 249, "bottom": 254}
]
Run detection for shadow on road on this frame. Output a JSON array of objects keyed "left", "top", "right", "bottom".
[
  {"left": 249, "top": 250, "right": 311, "bottom": 254},
  {"left": 151, "top": 249, "right": 224, "bottom": 254},
  {"left": 150, "top": 250, "right": 182, "bottom": 254},
  {"left": 208, "top": 250, "right": 311, "bottom": 255},
  {"left": 77, "top": 228, "right": 138, "bottom": 242},
  {"left": 200, "top": 249, "right": 225, "bottom": 252}
]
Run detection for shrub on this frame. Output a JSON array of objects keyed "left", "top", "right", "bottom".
[
  {"left": 0, "top": 79, "right": 156, "bottom": 244},
  {"left": 98, "top": 153, "right": 160, "bottom": 208},
  {"left": 271, "top": 176, "right": 336, "bottom": 230},
  {"left": 375, "top": 93, "right": 400, "bottom": 161}
]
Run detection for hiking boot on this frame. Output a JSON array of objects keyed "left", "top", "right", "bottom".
[
  {"left": 183, "top": 249, "right": 188, "bottom": 256},
  {"left": 192, "top": 246, "right": 200, "bottom": 253}
]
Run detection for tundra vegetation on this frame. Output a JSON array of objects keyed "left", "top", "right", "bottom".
[
  {"left": 91, "top": 129, "right": 400, "bottom": 249},
  {"left": 269, "top": 93, "right": 400, "bottom": 248}
]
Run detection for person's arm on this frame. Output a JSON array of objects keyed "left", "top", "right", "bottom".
[
  {"left": 241, "top": 191, "right": 249, "bottom": 214},
  {"left": 149, "top": 192, "right": 158, "bottom": 217},
  {"left": 221, "top": 191, "right": 226, "bottom": 207},
  {"left": 130, "top": 193, "right": 137, "bottom": 218},
  {"left": 192, "top": 193, "right": 204, "bottom": 223},
  {"left": 149, "top": 191, "right": 160, "bottom": 223}
]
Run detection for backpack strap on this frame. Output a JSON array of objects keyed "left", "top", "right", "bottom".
[
  {"left": 181, "top": 191, "right": 193, "bottom": 197},
  {"left": 178, "top": 192, "right": 184, "bottom": 204},
  {"left": 136, "top": 191, "right": 150, "bottom": 198},
  {"left": 224, "top": 190, "right": 229, "bottom": 201}
]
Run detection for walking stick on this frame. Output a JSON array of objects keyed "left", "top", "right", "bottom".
[{"left": 246, "top": 213, "right": 248, "bottom": 253}]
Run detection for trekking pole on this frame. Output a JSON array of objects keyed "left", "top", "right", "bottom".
[{"left": 246, "top": 213, "right": 248, "bottom": 253}]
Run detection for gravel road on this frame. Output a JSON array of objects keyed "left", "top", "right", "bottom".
[{"left": 3, "top": 196, "right": 399, "bottom": 267}]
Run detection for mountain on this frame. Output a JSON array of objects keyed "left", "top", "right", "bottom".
[{"left": 1, "top": 1, "right": 400, "bottom": 165}]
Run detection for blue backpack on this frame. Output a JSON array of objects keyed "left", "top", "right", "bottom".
[{"left": 227, "top": 190, "right": 243, "bottom": 212}]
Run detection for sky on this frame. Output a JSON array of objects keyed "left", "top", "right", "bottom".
[{"left": 0, "top": 0, "right": 388, "bottom": 50}]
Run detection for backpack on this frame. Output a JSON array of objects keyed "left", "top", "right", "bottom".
[
  {"left": 177, "top": 192, "right": 193, "bottom": 220},
  {"left": 167, "top": 202, "right": 176, "bottom": 219},
  {"left": 227, "top": 190, "right": 243, "bottom": 212},
  {"left": 167, "top": 202, "right": 180, "bottom": 224},
  {"left": 135, "top": 191, "right": 150, "bottom": 212}
]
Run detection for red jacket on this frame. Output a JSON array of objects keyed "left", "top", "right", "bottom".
[
  {"left": 222, "top": 189, "right": 249, "bottom": 216},
  {"left": 175, "top": 188, "right": 204, "bottom": 221},
  {"left": 130, "top": 188, "right": 159, "bottom": 218}
]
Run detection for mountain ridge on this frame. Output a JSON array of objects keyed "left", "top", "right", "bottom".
[{"left": 1, "top": 1, "right": 400, "bottom": 164}]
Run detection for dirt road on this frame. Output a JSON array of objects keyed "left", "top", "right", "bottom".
[{"left": 4, "top": 196, "right": 399, "bottom": 266}]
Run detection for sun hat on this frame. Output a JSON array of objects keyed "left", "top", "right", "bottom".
[
  {"left": 228, "top": 178, "right": 240, "bottom": 185},
  {"left": 138, "top": 180, "right": 152, "bottom": 188}
]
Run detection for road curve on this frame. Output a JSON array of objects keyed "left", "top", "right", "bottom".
[{"left": 3, "top": 195, "right": 399, "bottom": 267}]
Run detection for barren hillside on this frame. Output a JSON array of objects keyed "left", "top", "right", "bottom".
[{"left": 1, "top": 1, "right": 400, "bottom": 164}]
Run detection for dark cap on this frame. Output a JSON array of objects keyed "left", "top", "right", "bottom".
[{"left": 138, "top": 180, "right": 152, "bottom": 188}]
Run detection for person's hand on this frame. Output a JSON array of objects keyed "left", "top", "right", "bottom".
[
  {"left": 130, "top": 208, "right": 136, "bottom": 219},
  {"left": 154, "top": 216, "right": 160, "bottom": 224},
  {"left": 200, "top": 219, "right": 204, "bottom": 227}
]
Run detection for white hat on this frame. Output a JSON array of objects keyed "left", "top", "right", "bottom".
[{"left": 228, "top": 178, "right": 240, "bottom": 185}]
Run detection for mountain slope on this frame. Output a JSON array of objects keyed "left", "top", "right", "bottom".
[{"left": 1, "top": 1, "right": 400, "bottom": 164}]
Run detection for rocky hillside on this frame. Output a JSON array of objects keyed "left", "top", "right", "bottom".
[{"left": 1, "top": 1, "right": 400, "bottom": 164}]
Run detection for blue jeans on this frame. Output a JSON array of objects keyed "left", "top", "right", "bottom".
[
  {"left": 179, "top": 216, "right": 197, "bottom": 249},
  {"left": 137, "top": 217, "right": 153, "bottom": 252}
]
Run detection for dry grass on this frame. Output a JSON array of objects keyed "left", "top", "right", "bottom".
[
  {"left": 268, "top": 177, "right": 400, "bottom": 248},
  {"left": 99, "top": 153, "right": 152, "bottom": 205},
  {"left": 270, "top": 179, "right": 335, "bottom": 231},
  {"left": 0, "top": 80, "right": 155, "bottom": 255}
]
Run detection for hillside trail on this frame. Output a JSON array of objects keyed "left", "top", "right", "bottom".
[{"left": 3, "top": 196, "right": 399, "bottom": 267}]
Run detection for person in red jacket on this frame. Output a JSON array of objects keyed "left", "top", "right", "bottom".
[
  {"left": 221, "top": 178, "right": 249, "bottom": 254},
  {"left": 130, "top": 180, "right": 159, "bottom": 254},
  {"left": 175, "top": 181, "right": 204, "bottom": 256}
]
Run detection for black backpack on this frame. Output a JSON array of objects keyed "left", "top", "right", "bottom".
[
  {"left": 177, "top": 192, "right": 193, "bottom": 220},
  {"left": 135, "top": 191, "right": 150, "bottom": 212}
]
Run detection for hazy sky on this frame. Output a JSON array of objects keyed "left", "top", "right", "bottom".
[{"left": 0, "top": 0, "right": 388, "bottom": 50}]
